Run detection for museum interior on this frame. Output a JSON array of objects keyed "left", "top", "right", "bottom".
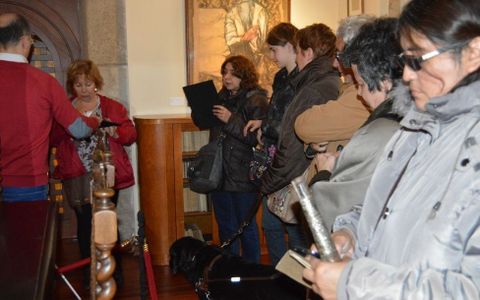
[{"left": 0, "top": 0, "right": 409, "bottom": 299}]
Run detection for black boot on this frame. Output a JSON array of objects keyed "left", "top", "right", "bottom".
[
  {"left": 113, "top": 243, "right": 124, "bottom": 288},
  {"left": 82, "top": 265, "right": 91, "bottom": 290},
  {"left": 75, "top": 204, "right": 92, "bottom": 259},
  {"left": 74, "top": 204, "right": 93, "bottom": 290}
]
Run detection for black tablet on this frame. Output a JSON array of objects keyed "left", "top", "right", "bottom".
[
  {"left": 99, "top": 120, "right": 120, "bottom": 128},
  {"left": 183, "top": 80, "right": 222, "bottom": 129}
]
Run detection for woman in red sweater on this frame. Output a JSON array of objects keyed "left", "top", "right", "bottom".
[{"left": 51, "top": 59, "right": 136, "bottom": 288}]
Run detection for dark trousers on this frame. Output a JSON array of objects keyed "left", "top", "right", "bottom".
[
  {"left": 211, "top": 191, "right": 261, "bottom": 263},
  {"left": 74, "top": 190, "right": 123, "bottom": 287},
  {"left": 261, "top": 196, "right": 308, "bottom": 265},
  {"left": 75, "top": 190, "right": 120, "bottom": 259}
]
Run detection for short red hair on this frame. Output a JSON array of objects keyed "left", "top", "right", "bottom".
[{"left": 66, "top": 59, "right": 104, "bottom": 95}]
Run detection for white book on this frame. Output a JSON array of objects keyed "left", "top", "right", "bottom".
[
  {"left": 199, "top": 194, "right": 208, "bottom": 212},
  {"left": 183, "top": 132, "right": 193, "bottom": 152},
  {"left": 275, "top": 250, "right": 312, "bottom": 288}
]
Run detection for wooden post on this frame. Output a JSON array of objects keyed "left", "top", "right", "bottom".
[
  {"left": 90, "top": 132, "right": 118, "bottom": 299},
  {"left": 93, "top": 188, "right": 117, "bottom": 300}
]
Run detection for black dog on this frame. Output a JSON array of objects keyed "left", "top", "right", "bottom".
[{"left": 169, "top": 237, "right": 306, "bottom": 300}]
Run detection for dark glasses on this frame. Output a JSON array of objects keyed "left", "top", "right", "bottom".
[
  {"left": 335, "top": 51, "right": 343, "bottom": 61},
  {"left": 335, "top": 51, "right": 350, "bottom": 68},
  {"left": 397, "top": 45, "right": 461, "bottom": 71}
]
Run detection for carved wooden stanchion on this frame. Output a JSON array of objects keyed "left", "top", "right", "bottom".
[
  {"left": 93, "top": 188, "right": 117, "bottom": 300},
  {"left": 90, "top": 132, "right": 118, "bottom": 299}
]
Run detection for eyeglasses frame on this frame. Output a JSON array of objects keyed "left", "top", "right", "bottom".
[{"left": 398, "top": 42, "right": 468, "bottom": 71}]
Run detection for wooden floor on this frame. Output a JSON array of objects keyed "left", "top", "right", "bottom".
[
  {"left": 54, "top": 238, "right": 199, "bottom": 300},
  {"left": 54, "top": 238, "right": 272, "bottom": 299}
]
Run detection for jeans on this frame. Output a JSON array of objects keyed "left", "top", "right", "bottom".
[
  {"left": 262, "top": 196, "right": 308, "bottom": 265},
  {"left": 2, "top": 184, "right": 48, "bottom": 202},
  {"left": 211, "top": 191, "right": 260, "bottom": 263}
]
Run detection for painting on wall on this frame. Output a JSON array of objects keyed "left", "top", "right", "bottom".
[
  {"left": 186, "top": 0, "right": 290, "bottom": 92},
  {"left": 388, "top": 0, "right": 402, "bottom": 17},
  {"left": 348, "top": 0, "right": 363, "bottom": 16}
]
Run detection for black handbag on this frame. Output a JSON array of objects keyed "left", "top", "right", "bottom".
[
  {"left": 248, "top": 146, "right": 273, "bottom": 185},
  {"left": 188, "top": 134, "right": 225, "bottom": 193}
]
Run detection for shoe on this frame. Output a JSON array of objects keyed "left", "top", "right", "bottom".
[
  {"left": 113, "top": 264, "right": 124, "bottom": 288},
  {"left": 82, "top": 266, "right": 91, "bottom": 290},
  {"left": 113, "top": 251, "right": 124, "bottom": 289}
]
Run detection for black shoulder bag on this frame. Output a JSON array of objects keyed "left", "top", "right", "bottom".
[{"left": 188, "top": 133, "right": 225, "bottom": 194}]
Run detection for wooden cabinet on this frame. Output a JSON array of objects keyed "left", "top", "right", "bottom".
[
  {"left": 134, "top": 114, "right": 267, "bottom": 266},
  {"left": 134, "top": 115, "right": 217, "bottom": 265}
]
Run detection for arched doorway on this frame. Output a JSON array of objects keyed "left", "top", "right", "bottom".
[{"left": 0, "top": 0, "right": 81, "bottom": 85}]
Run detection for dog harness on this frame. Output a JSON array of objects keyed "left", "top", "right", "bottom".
[{"left": 194, "top": 254, "right": 223, "bottom": 300}]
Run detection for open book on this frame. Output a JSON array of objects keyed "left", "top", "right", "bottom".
[{"left": 275, "top": 250, "right": 312, "bottom": 288}]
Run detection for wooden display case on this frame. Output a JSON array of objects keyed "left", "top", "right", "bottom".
[
  {"left": 134, "top": 115, "right": 216, "bottom": 265},
  {"left": 134, "top": 114, "right": 266, "bottom": 266}
]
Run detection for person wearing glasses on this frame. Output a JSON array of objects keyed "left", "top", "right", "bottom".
[
  {"left": 304, "top": 0, "right": 480, "bottom": 299},
  {"left": 0, "top": 13, "right": 99, "bottom": 201},
  {"left": 297, "top": 17, "right": 402, "bottom": 232}
]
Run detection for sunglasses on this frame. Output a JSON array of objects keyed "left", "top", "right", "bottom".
[
  {"left": 397, "top": 44, "right": 464, "bottom": 71},
  {"left": 335, "top": 51, "right": 350, "bottom": 68},
  {"left": 335, "top": 51, "right": 342, "bottom": 60}
]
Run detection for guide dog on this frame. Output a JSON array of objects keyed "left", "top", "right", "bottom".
[{"left": 169, "top": 237, "right": 306, "bottom": 300}]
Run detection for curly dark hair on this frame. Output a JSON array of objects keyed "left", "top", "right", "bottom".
[
  {"left": 220, "top": 55, "right": 259, "bottom": 91},
  {"left": 66, "top": 59, "right": 104, "bottom": 96},
  {"left": 343, "top": 18, "right": 403, "bottom": 92},
  {"left": 266, "top": 22, "right": 298, "bottom": 47},
  {"left": 295, "top": 23, "right": 336, "bottom": 59}
]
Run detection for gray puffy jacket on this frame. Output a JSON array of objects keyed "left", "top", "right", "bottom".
[
  {"left": 311, "top": 84, "right": 404, "bottom": 230},
  {"left": 334, "top": 80, "right": 480, "bottom": 299}
]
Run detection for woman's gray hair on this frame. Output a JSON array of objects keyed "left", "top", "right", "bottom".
[{"left": 336, "top": 15, "right": 376, "bottom": 46}]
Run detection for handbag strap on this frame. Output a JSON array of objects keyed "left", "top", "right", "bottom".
[
  {"left": 218, "top": 131, "right": 226, "bottom": 144},
  {"left": 219, "top": 193, "right": 263, "bottom": 249}
]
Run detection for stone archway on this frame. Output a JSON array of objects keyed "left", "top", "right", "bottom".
[{"left": 0, "top": 0, "right": 82, "bottom": 85}]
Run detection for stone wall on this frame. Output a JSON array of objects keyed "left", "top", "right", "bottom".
[{"left": 80, "top": 0, "right": 136, "bottom": 241}]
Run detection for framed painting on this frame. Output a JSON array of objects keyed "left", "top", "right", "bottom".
[
  {"left": 186, "top": 0, "right": 290, "bottom": 92},
  {"left": 348, "top": 0, "right": 363, "bottom": 16},
  {"left": 388, "top": 0, "right": 402, "bottom": 17}
]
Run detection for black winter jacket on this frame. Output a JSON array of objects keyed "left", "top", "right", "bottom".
[
  {"left": 214, "top": 87, "right": 269, "bottom": 192},
  {"left": 261, "top": 56, "right": 340, "bottom": 195},
  {"left": 261, "top": 66, "right": 299, "bottom": 149}
]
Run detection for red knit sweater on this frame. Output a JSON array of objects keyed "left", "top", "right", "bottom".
[{"left": 0, "top": 60, "right": 99, "bottom": 187}]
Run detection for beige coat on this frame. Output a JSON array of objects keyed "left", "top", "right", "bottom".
[{"left": 294, "top": 82, "right": 370, "bottom": 151}]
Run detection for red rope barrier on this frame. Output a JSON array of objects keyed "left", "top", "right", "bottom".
[
  {"left": 56, "top": 257, "right": 91, "bottom": 274},
  {"left": 143, "top": 243, "right": 158, "bottom": 300}
]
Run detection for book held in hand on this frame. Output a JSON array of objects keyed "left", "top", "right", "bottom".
[
  {"left": 183, "top": 80, "right": 222, "bottom": 129},
  {"left": 275, "top": 250, "right": 312, "bottom": 288}
]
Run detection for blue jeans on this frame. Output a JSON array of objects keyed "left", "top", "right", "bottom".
[
  {"left": 2, "top": 184, "right": 48, "bottom": 202},
  {"left": 211, "top": 191, "right": 260, "bottom": 263},
  {"left": 262, "top": 196, "right": 308, "bottom": 265}
]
